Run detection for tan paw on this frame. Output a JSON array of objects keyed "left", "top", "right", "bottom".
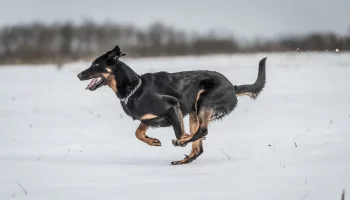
[
  {"left": 148, "top": 138, "right": 161, "bottom": 146},
  {"left": 171, "top": 155, "right": 190, "bottom": 165}
]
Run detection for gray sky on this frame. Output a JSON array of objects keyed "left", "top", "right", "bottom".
[{"left": 1, "top": 0, "right": 349, "bottom": 39}]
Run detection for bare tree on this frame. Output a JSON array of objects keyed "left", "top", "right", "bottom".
[{"left": 0, "top": 20, "right": 349, "bottom": 65}]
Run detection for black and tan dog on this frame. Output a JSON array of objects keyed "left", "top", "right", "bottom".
[{"left": 77, "top": 45, "right": 267, "bottom": 165}]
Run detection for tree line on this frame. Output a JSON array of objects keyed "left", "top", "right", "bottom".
[{"left": 0, "top": 20, "right": 349, "bottom": 65}]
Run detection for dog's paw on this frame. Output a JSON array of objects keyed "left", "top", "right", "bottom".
[
  {"left": 171, "top": 160, "right": 186, "bottom": 165},
  {"left": 171, "top": 161, "right": 180, "bottom": 165},
  {"left": 171, "top": 160, "right": 183, "bottom": 165},
  {"left": 172, "top": 139, "right": 187, "bottom": 147},
  {"left": 172, "top": 139, "right": 180, "bottom": 146},
  {"left": 149, "top": 138, "right": 161, "bottom": 146},
  {"left": 171, "top": 155, "right": 190, "bottom": 165}
]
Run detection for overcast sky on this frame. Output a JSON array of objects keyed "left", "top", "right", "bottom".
[{"left": 1, "top": 0, "right": 349, "bottom": 39}]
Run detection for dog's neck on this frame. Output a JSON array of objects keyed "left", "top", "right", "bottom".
[
  {"left": 120, "top": 78, "right": 142, "bottom": 105},
  {"left": 113, "top": 61, "right": 142, "bottom": 102}
]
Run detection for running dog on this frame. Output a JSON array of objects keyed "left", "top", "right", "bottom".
[{"left": 77, "top": 45, "right": 267, "bottom": 165}]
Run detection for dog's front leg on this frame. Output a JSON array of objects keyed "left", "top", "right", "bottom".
[
  {"left": 135, "top": 122, "right": 161, "bottom": 146},
  {"left": 167, "top": 103, "right": 189, "bottom": 146}
]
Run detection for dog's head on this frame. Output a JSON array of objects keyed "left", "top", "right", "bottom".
[{"left": 77, "top": 45, "right": 126, "bottom": 92}]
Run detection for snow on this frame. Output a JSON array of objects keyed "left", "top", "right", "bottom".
[{"left": 1, "top": 52, "right": 350, "bottom": 200}]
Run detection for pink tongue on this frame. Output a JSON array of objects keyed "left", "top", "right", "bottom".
[{"left": 86, "top": 78, "right": 99, "bottom": 89}]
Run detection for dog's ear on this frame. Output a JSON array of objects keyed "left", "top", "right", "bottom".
[
  {"left": 109, "top": 45, "right": 126, "bottom": 60},
  {"left": 112, "top": 45, "right": 121, "bottom": 53}
]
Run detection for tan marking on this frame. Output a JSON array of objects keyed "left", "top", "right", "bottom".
[
  {"left": 189, "top": 112, "right": 199, "bottom": 134},
  {"left": 135, "top": 122, "right": 161, "bottom": 146},
  {"left": 196, "top": 89, "right": 205, "bottom": 102},
  {"left": 175, "top": 107, "right": 213, "bottom": 146},
  {"left": 171, "top": 139, "right": 204, "bottom": 165},
  {"left": 141, "top": 114, "right": 158, "bottom": 120},
  {"left": 236, "top": 92, "right": 254, "bottom": 98},
  {"left": 189, "top": 89, "right": 204, "bottom": 135},
  {"left": 100, "top": 73, "right": 117, "bottom": 93},
  {"left": 107, "top": 77, "right": 117, "bottom": 93},
  {"left": 92, "top": 68, "right": 117, "bottom": 93},
  {"left": 198, "top": 108, "right": 213, "bottom": 128}
]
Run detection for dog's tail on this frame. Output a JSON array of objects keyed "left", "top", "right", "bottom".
[{"left": 234, "top": 57, "right": 267, "bottom": 100}]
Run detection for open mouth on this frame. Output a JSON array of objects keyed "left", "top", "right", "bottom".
[{"left": 85, "top": 76, "right": 106, "bottom": 91}]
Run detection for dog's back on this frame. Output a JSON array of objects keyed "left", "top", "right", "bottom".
[{"left": 145, "top": 57, "right": 267, "bottom": 121}]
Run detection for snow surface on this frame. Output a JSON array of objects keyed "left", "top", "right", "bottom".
[{"left": 1, "top": 52, "right": 350, "bottom": 200}]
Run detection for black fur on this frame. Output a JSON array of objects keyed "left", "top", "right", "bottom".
[
  {"left": 234, "top": 58, "right": 266, "bottom": 99},
  {"left": 77, "top": 45, "right": 267, "bottom": 149}
]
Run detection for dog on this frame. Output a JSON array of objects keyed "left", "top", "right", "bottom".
[{"left": 77, "top": 45, "right": 267, "bottom": 165}]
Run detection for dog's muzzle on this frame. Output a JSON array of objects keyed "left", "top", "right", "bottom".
[{"left": 77, "top": 73, "right": 83, "bottom": 80}]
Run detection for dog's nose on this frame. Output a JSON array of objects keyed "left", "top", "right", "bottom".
[{"left": 77, "top": 73, "right": 83, "bottom": 80}]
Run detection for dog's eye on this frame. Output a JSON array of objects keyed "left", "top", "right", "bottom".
[{"left": 94, "top": 64, "right": 99, "bottom": 67}]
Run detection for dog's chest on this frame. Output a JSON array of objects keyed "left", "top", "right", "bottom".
[
  {"left": 119, "top": 101, "right": 136, "bottom": 118},
  {"left": 121, "top": 101, "right": 158, "bottom": 122}
]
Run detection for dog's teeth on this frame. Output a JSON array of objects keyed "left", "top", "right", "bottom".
[{"left": 86, "top": 77, "right": 103, "bottom": 90}]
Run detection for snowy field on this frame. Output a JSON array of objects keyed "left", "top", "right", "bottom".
[{"left": 1, "top": 52, "right": 350, "bottom": 200}]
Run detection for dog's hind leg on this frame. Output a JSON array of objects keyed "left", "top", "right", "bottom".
[
  {"left": 171, "top": 138, "right": 204, "bottom": 165},
  {"left": 189, "top": 112, "right": 200, "bottom": 135},
  {"left": 135, "top": 122, "right": 161, "bottom": 146},
  {"left": 188, "top": 90, "right": 203, "bottom": 135},
  {"left": 171, "top": 89, "right": 206, "bottom": 147},
  {"left": 172, "top": 107, "right": 213, "bottom": 147},
  {"left": 171, "top": 112, "right": 205, "bottom": 165}
]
